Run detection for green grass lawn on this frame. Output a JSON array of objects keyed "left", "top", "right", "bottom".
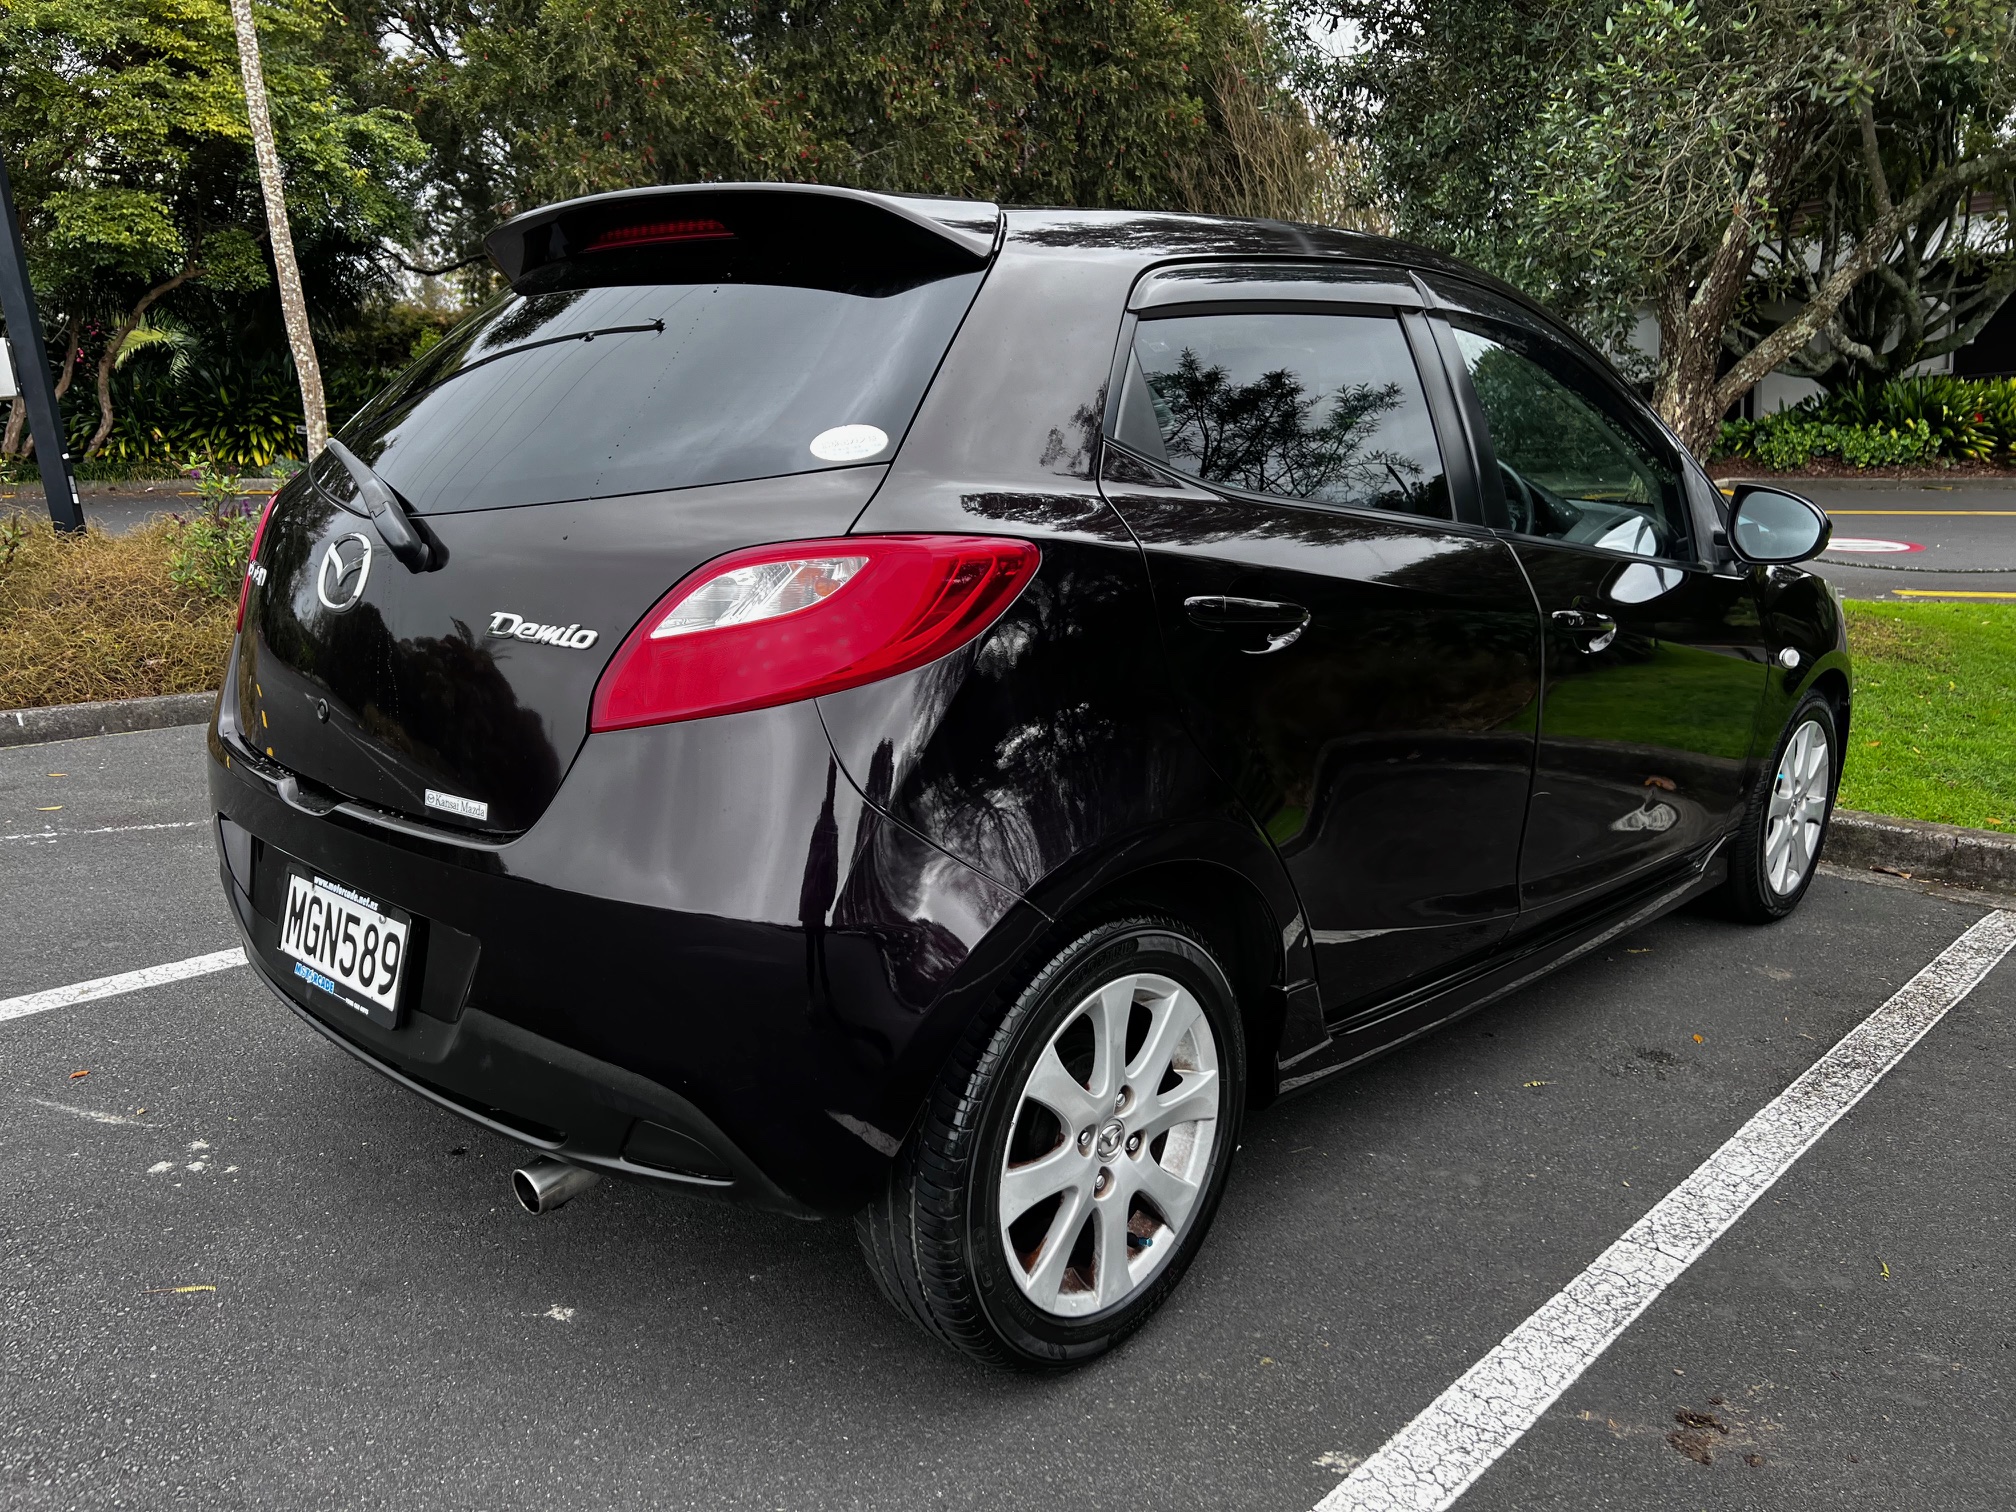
[{"left": 1839, "top": 599, "right": 2016, "bottom": 832}]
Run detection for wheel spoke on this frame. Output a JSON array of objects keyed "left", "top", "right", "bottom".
[
  {"left": 1092, "top": 1203, "right": 1135, "bottom": 1309},
  {"left": 1000, "top": 1145, "right": 1085, "bottom": 1223},
  {"left": 1800, "top": 728, "right": 1827, "bottom": 786},
  {"left": 1133, "top": 1068, "right": 1220, "bottom": 1143},
  {"left": 1126, "top": 987, "right": 1202, "bottom": 1091},
  {"left": 1086, "top": 979, "right": 1135, "bottom": 1104},
  {"left": 1789, "top": 818, "right": 1815, "bottom": 877},
  {"left": 1021, "top": 1184, "right": 1089, "bottom": 1311},
  {"left": 1133, "top": 1152, "right": 1204, "bottom": 1233},
  {"left": 1022, "top": 1043, "right": 1099, "bottom": 1130}
]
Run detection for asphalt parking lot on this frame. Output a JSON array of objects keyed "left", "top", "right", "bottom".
[{"left": 5, "top": 724, "right": 2016, "bottom": 1511}]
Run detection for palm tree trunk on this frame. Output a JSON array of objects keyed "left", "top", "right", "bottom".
[{"left": 228, "top": 0, "right": 328, "bottom": 459}]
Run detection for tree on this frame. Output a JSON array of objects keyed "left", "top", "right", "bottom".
[
  {"left": 1297, "top": 0, "right": 2016, "bottom": 454},
  {"left": 0, "top": 0, "right": 420, "bottom": 458},
  {"left": 1735, "top": 95, "right": 2016, "bottom": 390},
  {"left": 325, "top": 0, "right": 1315, "bottom": 271}
]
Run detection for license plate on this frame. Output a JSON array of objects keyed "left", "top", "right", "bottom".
[{"left": 279, "top": 870, "right": 411, "bottom": 1027}]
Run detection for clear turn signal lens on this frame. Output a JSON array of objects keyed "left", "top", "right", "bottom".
[{"left": 649, "top": 556, "right": 867, "bottom": 639}]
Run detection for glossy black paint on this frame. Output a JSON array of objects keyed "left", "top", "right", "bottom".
[
  {"left": 207, "top": 192, "right": 1850, "bottom": 1218},
  {"left": 243, "top": 467, "right": 884, "bottom": 835},
  {"left": 1098, "top": 461, "right": 1542, "bottom": 1018},
  {"left": 212, "top": 652, "right": 1029, "bottom": 1213},
  {"left": 1501, "top": 540, "right": 1765, "bottom": 922}
]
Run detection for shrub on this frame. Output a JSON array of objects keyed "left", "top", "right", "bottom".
[
  {"left": 1716, "top": 374, "right": 2016, "bottom": 468},
  {"left": 166, "top": 458, "right": 261, "bottom": 601},
  {"left": 1820, "top": 376, "right": 1996, "bottom": 461},
  {"left": 0, "top": 517, "right": 235, "bottom": 708},
  {"left": 1973, "top": 377, "right": 2016, "bottom": 461},
  {"left": 73, "top": 350, "right": 305, "bottom": 474},
  {"left": 1715, "top": 413, "right": 1932, "bottom": 469},
  {"left": 43, "top": 302, "right": 471, "bottom": 478}
]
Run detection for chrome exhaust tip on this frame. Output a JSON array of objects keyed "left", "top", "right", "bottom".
[{"left": 512, "top": 1157, "right": 601, "bottom": 1214}]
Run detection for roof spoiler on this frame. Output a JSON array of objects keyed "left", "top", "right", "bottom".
[{"left": 484, "top": 184, "right": 1001, "bottom": 291}]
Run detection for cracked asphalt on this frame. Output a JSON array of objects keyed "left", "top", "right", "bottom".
[{"left": 4, "top": 724, "right": 2014, "bottom": 1511}]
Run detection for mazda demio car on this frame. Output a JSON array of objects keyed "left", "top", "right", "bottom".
[{"left": 209, "top": 184, "right": 1848, "bottom": 1366}]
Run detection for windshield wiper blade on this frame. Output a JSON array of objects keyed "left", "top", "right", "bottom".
[{"left": 324, "top": 438, "right": 432, "bottom": 572}]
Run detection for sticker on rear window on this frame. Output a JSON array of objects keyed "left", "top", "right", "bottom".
[{"left": 809, "top": 424, "right": 889, "bottom": 462}]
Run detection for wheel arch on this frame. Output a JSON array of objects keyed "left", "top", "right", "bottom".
[
  {"left": 1014, "top": 820, "right": 1318, "bottom": 1108},
  {"left": 1808, "top": 660, "right": 1852, "bottom": 757}
]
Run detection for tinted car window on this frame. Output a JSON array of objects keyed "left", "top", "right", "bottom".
[
  {"left": 1117, "top": 311, "right": 1450, "bottom": 518},
  {"left": 335, "top": 274, "right": 982, "bottom": 513},
  {"left": 1449, "top": 321, "right": 1689, "bottom": 559}
]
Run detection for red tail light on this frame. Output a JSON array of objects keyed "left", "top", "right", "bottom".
[
  {"left": 236, "top": 493, "right": 279, "bottom": 631},
  {"left": 590, "top": 535, "right": 1040, "bottom": 731}
]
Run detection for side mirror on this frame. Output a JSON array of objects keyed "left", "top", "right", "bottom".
[{"left": 1728, "top": 485, "right": 1830, "bottom": 565}]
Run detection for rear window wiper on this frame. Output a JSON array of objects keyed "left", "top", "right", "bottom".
[
  {"left": 428, "top": 319, "right": 666, "bottom": 390},
  {"left": 322, "top": 439, "right": 433, "bottom": 572}
]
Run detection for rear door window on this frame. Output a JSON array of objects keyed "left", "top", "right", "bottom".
[
  {"left": 1114, "top": 310, "right": 1451, "bottom": 519},
  {"left": 336, "top": 273, "right": 982, "bottom": 513}
]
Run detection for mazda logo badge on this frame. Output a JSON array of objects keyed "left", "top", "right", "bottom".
[{"left": 317, "top": 532, "right": 374, "bottom": 612}]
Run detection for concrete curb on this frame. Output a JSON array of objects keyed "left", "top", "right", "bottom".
[
  {"left": 0, "top": 692, "right": 217, "bottom": 749},
  {"left": 3, "top": 478, "right": 285, "bottom": 499},
  {"left": 1825, "top": 808, "right": 2016, "bottom": 892}
]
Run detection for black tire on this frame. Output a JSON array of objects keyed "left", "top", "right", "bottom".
[
  {"left": 1719, "top": 690, "right": 1840, "bottom": 923},
  {"left": 855, "top": 916, "right": 1246, "bottom": 1368}
]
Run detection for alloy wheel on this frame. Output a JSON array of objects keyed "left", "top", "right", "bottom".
[
  {"left": 996, "top": 971, "right": 1221, "bottom": 1318},
  {"left": 1764, "top": 717, "right": 1831, "bottom": 896}
]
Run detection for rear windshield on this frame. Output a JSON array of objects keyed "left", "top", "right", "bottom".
[{"left": 335, "top": 273, "right": 982, "bottom": 513}]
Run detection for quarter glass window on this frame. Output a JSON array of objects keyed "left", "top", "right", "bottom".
[
  {"left": 1120, "top": 312, "right": 1450, "bottom": 518},
  {"left": 1449, "top": 323, "right": 1687, "bottom": 558}
]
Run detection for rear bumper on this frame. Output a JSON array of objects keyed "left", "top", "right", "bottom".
[
  {"left": 206, "top": 686, "right": 1032, "bottom": 1217},
  {"left": 234, "top": 922, "right": 811, "bottom": 1211}
]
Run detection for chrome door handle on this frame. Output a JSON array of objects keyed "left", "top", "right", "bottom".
[
  {"left": 1550, "top": 608, "right": 1618, "bottom": 654},
  {"left": 1184, "top": 596, "right": 1312, "bottom": 654}
]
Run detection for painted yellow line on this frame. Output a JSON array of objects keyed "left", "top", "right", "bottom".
[
  {"left": 1892, "top": 590, "right": 2016, "bottom": 599},
  {"left": 1825, "top": 510, "right": 2016, "bottom": 516}
]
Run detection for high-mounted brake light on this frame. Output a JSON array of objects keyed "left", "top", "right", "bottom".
[
  {"left": 236, "top": 493, "right": 279, "bottom": 631},
  {"left": 581, "top": 218, "right": 734, "bottom": 253},
  {"left": 590, "top": 535, "right": 1040, "bottom": 731}
]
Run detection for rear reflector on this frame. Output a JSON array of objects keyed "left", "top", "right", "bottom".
[
  {"left": 581, "top": 218, "right": 733, "bottom": 253},
  {"left": 589, "top": 535, "right": 1039, "bottom": 731}
]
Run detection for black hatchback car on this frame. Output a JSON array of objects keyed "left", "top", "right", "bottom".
[{"left": 209, "top": 183, "right": 1848, "bottom": 1366}]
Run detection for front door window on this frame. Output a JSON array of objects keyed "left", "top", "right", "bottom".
[{"left": 1447, "top": 323, "right": 1689, "bottom": 559}]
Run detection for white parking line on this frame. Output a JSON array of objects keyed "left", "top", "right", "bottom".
[
  {"left": 1315, "top": 907, "right": 2016, "bottom": 1512},
  {"left": 0, "top": 949, "right": 247, "bottom": 1025},
  {"left": 0, "top": 821, "right": 207, "bottom": 844}
]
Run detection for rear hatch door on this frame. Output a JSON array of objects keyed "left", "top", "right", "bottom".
[{"left": 236, "top": 186, "right": 995, "bottom": 836}]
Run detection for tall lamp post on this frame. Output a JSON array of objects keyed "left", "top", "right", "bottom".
[{"left": 0, "top": 154, "right": 84, "bottom": 532}]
